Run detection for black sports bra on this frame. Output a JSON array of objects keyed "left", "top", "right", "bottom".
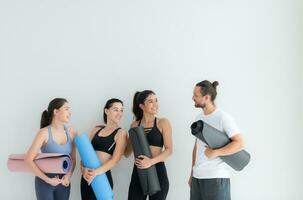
[
  {"left": 91, "top": 126, "right": 121, "bottom": 155},
  {"left": 138, "top": 118, "right": 164, "bottom": 147}
]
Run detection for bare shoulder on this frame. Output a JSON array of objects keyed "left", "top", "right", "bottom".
[
  {"left": 91, "top": 125, "right": 103, "bottom": 134},
  {"left": 38, "top": 127, "right": 48, "bottom": 134},
  {"left": 116, "top": 128, "right": 127, "bottom": 140},
  {"left": 117, "top": 128, "right": 127, "bottom": 135},
  {"left": 92, "top": 124, "right": 105, "bottom": 133},
  {"left": 158, "top": 117, "right": 171, "bottom": 126},
  {"left": 157, "top": 117, "right": 172, "bottom": 134},
  {"left": 38, "top": 127, "right": 48, "bottom": 137},
  {"left": 88, "top": 125, "right": 104, "bottom": 139},
  {"left": 35, "top": 127, "right": 48, "bottom": 142}
]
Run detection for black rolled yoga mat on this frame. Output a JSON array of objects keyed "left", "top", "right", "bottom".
[
  {"left": 191, "top": 120, "right": 250, "bottom": 171},
  {"left": 129, "top": 126, "right": 161, "bottom": 195}
]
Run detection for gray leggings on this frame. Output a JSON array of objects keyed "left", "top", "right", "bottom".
[
  {"left": 35, "top": 174, "right": 70, "bottom": 200},
  {"left": 190, "top": 178, "right": 230, "bottom": 200}
]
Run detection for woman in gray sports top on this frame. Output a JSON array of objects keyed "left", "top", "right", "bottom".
[{"left": 26, "top": 98, "right": 78, "bottom": 200}]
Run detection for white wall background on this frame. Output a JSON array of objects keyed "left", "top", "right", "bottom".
[{"left": 1, "top": 0, "right": 302, "bottom": 199}]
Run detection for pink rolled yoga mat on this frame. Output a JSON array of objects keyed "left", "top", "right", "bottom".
[{"left": 7, "top": 153, "right": 72, "bottom": 174}]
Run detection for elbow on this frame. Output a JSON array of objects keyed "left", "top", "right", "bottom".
[
  {"left": 25, "top": 157, "right": 30, "bottom": 166},
  {"left": 232, "top": 138, "right": 245, "bottom": 152},
  {"left": 240, "top": 142, "right": 245, "bottom": 150},
  {"left": 237, "top": 140, "right": 245, "bottom": 151},
  {"left": 113, "top": 159, "right": 120, "bottom": 166},
  {"left": 167, "top": 147, "right": 173, "bottom": 156},
  {"left": 25, "top": 154, "right": 33, "bottom": 167},
  {"left": 109, "top": 158, "right": 120, "bottom": 168}
]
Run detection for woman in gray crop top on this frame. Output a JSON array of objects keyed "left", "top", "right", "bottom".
[{"left": 26, "top": 98, "right": 78, "bottom": 200}]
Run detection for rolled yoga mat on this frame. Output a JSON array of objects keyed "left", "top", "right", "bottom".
[
  {"left": 75, "top": 133, "right": 113, "bottom": 200},
  {"left": 191, "top": 120, "right": 250, "bottom": 171},
  {"left": 7, "top": 153, "right": 72, "bottom": 174},
  {"left": 129, "top": 126, "right": 161, "bottom": 195}
]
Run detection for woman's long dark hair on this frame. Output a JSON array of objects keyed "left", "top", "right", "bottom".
[
  {"left": 132, "top": 90, "right": 155, "bottom": 121},
  {"left": 40, "top": 98, "right": 68, "bottom": 128}
]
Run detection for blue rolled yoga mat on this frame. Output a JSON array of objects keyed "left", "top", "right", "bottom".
[
  {"left": 129, "top": 126, "right": 161, "bottom": 195},
  {"left": 191, "top": 120, "right": 250, "bottom": 171},
  {"left": 75, "top": 133, "right": 113, "bottom": 200}
]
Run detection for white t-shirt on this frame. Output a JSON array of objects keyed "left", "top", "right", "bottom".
[{"left": 193, "top": 108, "right": 240, "bottom": 179}]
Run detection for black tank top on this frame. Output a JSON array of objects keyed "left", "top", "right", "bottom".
[
  {"left": 91, "top": 126, "right": 121, "bottom": 155},
  {"left": 138, "top": 118, "right": 164, "bottom": 147}
]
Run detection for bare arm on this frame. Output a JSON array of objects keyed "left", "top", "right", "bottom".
[
  {"left": 188, "top": 140, "right": 197, "bottom": 186},
  {"left": 205, "top": 133, "right": 245, "bottom": 159},
  {"left": 216, "top": 134, "right": 245, "bottom": 156},
  {"left": 25, "top": 129, "right": 60, "bottom": 185},
  {"left": 191, "top": 140, "right": 197, "bottom": 175},
  {"left": 149, "top": 118, "right": 173, "bottom": 164}
]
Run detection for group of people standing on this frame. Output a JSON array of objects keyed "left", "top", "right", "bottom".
[{"left": 25, "top": 80, "right": 245, "bottom": 200}]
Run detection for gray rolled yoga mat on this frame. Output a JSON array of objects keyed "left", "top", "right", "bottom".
[
  {"left": 129, "top": 126, "right": 161, "bottom": 195},
  {"left": 191, "top": 120, "right": 250, "bottom": 171}
]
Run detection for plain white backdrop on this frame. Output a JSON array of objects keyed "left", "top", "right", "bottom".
[{"left": 1, "top": 0, "right": 302, "bottom": 199}]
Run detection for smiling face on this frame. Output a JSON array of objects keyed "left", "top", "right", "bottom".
[
  {"left": 105, "top": 102, "right": 124, "bottom": 124},
  {"left": 53, "top": 102, "right": 71, "bottom": 123},
  {"left": 140, "top": 94, "right": 159, "bottom": 115},
  {"left": 192, "top": 86, "right": 210, "bottom": 108}
]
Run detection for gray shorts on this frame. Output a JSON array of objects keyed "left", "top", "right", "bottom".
[{"left": 190, "top": 178, "right": 231, "bottom": 200}]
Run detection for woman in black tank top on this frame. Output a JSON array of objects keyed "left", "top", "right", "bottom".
[
  {"left": 80, "top": 98, "right": 127, "bottom": 200},
  {"left": 125, "top": 90, "right": 173, "bottom": 200}
]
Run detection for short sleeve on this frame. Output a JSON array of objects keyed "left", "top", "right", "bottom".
[{"left": 222, "top": 114, "right": 240, "bottom": 138}]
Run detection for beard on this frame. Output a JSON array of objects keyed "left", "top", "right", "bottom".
[{"left": 194, "top": 102, "right": 206, "bottom": 108}]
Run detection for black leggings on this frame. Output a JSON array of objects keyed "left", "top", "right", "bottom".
[
  {"left": 35, "top": 173, "right": 70, "bottom": 200},
  {"left": 128, "top": 162, "right": 169, "bottom": 200},
  {"left": 80, "top": 171, "right": 113, "bottom": 200}
]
